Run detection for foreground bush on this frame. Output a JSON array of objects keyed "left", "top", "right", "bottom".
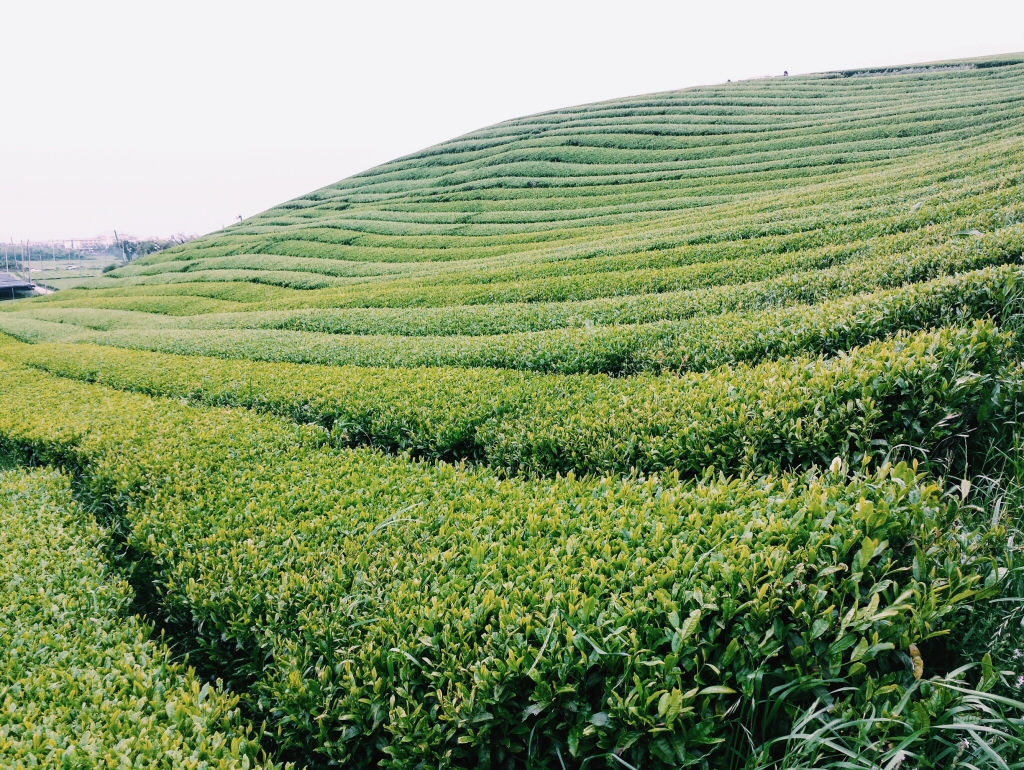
[
  {"left": 0, "top": 362, "right": 1012, "bottom": 767},
  {"left": 0, "top": 467, "right": 273, "bottom": 769}
]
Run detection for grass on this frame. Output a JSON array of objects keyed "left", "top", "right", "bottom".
[
  {"left": 746, "top": 436, "right": 1024, "bottom": 770},
  {"left": 1, "top": 54, "right": 1024, "bottom": 767}
]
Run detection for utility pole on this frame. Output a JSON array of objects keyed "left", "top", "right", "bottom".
[
  {"left": 26, "top": 240, "right": 33, "bottom": 286},
  {"left": 114, "top": 230, "right": 126, "bottom": 264}
]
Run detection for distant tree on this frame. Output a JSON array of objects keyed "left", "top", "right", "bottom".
[{"left": 116, "top": 237, "right": 194, "bottom": 263}]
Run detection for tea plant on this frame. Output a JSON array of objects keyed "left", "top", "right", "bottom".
[{"left": 0, "top": 467, "right": 276, "bottom": 769}]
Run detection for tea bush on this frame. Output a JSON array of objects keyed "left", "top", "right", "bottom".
[
  {"left": 3, "top": 263, "right": 1017, "bottom": 376},
  {"left": 12, "top": 225, "right": 1023, "bottom": 339},
  {"left": 1, "top": 58, "right": 1023, "bottom": 767},
  {"left": 0, "top": 467, "right": 274, "bottom": 769},
  {"left": 3, "top": 322, "right": 1019, "bottom": 479},
  {"left": 0, "top": 363, "right": 1009, "bottom": 767}
]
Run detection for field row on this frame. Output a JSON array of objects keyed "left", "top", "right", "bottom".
[
  {"left": 0, "top": 359, "right": 1006, "bottom": 767},
  {"left": 97, "top": 142, "right": 1024, "bottom": 305},
  {"left": 302, "top": 123, "right": 1021, "bottom": 207},
  {"left": 0, "top": 467, "right": 273, "bottom": 769},
  {"left": 4, "top": 263, "right": 1019, "bottom": 377},
  {"left": 3, "top": 320, "right": 1018, "bottom": 480},
  {"left": 90, "top": 182, "right": 1024, "bottom": 304},
  {"left": 27, "top": 182, "right": 1024, "bottom": 312},
  {"left": 324, "top": 80, "right": 1024, "bottom": 196},
  {"left": 3, "top": 57, "right": 1023, "bottom": 770},
  {"left": 131, "top": 64, "right": 1024, "bottom": 268},
  {"left": 393, "top": 67, "right": 1023, "bottom": 153},
  {"left": 178, "top": 141, "right": 1021, "bottom": 267},
  {"left": 111, "top": 162, "right": 1024, "bottom": 290},
  {"left": 26, "top": 225, "right": 1015, "bottom": 338}
]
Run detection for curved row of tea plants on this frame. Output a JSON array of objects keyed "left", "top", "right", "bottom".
[
  {"left": 2, "top": 322, "right": 1018, "bottom": 479},
  {"left": 104, "top": 168, "right": 1024, "bottom": 292},
  {"left": 0, "top": 466, "right": 274, "bottom": 769},
  {"left": 0, "top": 360, "right": 1011, "bottom": 768},
  {"left": 12, "top": 225, "right": 1024, "bottom": 338},
  {"left": 1, "top": 62, "right": 1018, "bottom": 326},
  {"left": 2, "top": 57, "right": 1024, "bottom": 768},
  {"left": 140, "top": 62, "right": 1024, "bottom": 269},
  {"left": 22, "top": 164, "right": 1024, "bottom": 315},
  {"left": 3, "top": 263, "right": 1018, "bottom": 376}
]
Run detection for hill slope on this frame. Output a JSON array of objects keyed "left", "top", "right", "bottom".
[
  {"left": 2, "top": 56, "right": 1024, "bottom": 769},
  {"left": 2, "top": 54, "right": 1023, "bottom": 344}
]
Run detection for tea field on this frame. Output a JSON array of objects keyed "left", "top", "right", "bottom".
[{"left": 3, "top": 55, "right": 1024, "bottom": 768}]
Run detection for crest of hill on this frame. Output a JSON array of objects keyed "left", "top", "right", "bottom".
[{"left": 98, "top": 53, "right": 1024, "bottom": 278}]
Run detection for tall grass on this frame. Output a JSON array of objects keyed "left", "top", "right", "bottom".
[{"left": 747, "top": 429, "right": 1024, "bottom": 769}]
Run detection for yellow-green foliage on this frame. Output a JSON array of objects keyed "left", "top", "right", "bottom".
[
  {"left": 0, "top": 467, "right": 271, "bottom": 769},
  {"left": 3, "top": 62, "right": 1023, "bottom": 378},
  {"left": 0, "top": 362, "right": 1010, "bottom": 766},
  {"left": 2, "top": 322, "right": 1019, "bottom": 478},
  {"left": 2, "top": 264, "right": 1021, "bottom": 375}
]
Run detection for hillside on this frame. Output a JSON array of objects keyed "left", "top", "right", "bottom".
[{"left": 2, "top": 56, "right": 1024, "bottom": 768}]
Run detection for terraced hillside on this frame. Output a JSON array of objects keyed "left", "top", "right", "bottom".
[{"left": 3, "top": 56, "right": 1024, "bottom": 768}]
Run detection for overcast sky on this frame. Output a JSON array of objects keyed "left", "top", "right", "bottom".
[{"left": 1, "top": 0, "right": 1022, "bottom": 242}]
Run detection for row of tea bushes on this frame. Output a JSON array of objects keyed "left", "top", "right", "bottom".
[
  {"left": 1, "top": 60, "right": 1023, "bottom": 769},
  {"left": 34, "top": 192, "right": 1024, "bottom": 315},
  {"left": 222, "top": 188, "right": 1024, "bottom": 311},
  {"left": 22, "top": 152, "right": 1024, "bottom": 319},
  {"left": 478, "top": 322, "right": 1022, "bottom": 477},
  {"left": 0, "top": 361, "right": 1009, "bottom": 767},
  {"left": 106, "top": 167, "right": 1024, "bottom": 290},
  {"left": 4, "top": 322, "right": 1019, "bottom": 479},
  {"left": 5, "top": 263, "right": 1017, "bottom": 377},
  {"left": 160, "top": 71, "right": 1023, "bottom": 269},
  {"left": 229, "top": 225, "right": 1024, "bottom": 335},
  {"left": 0, "top": 467, "right": 274, "bottom": 769},
  {"left": 101, "top": 96, "right": 1024, "bottom": 280},
  {"left": 22, "top": 224, "right": 1022, "bottom": 339}
]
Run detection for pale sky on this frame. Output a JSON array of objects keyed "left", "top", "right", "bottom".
[{"left": 1, "top": 0, "right": 1022, "bottom": 242}]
